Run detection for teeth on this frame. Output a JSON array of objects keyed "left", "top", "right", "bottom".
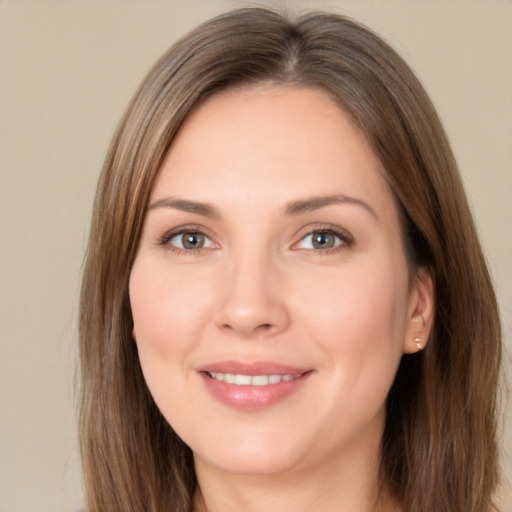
[
  {"left": 207, "top": 372, "right": 302, "bottom": 385},
  {"left": 252, "top": 375, "right": 270, "bottom": 385},
  {"left": 235, "top": 374, "right": 251, "bottom": 385}
]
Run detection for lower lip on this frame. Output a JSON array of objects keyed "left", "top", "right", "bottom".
[{"left": 199, "top": 372, "right": 312, "bottom": 411}]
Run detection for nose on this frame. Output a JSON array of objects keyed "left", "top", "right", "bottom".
[{"left": 214, "top": 251, "right": 290, "bottom": 339}]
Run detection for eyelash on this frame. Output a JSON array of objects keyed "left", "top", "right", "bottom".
[
  {"left": 157, "top": 225, "right": 354, "bottom": 255},
  {"left": 293, "top": 225, "right": 354, "bottom": 254},
  {"left": 157, "top": 225, "right": 216, "bottom": 255}
]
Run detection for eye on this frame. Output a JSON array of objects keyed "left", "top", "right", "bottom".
[
  {"left": 295, "top": 228, "right": 352, "bottom": 251},
  {"left": 160, "top": 229, "right": 217, "bottom": 252}
]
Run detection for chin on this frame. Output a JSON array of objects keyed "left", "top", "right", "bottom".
[{"left": 192, "top": 434, "right": 307, "bottom": 477}]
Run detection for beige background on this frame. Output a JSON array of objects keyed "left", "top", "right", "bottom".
[{"left": 0, "top": 1, "right": 510, "bottom": 511}]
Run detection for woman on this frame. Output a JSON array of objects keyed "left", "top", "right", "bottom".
[{"left": 79, "top": 7, "right": 502, "bottom": 512}]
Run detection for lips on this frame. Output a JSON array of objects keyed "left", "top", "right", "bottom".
[{"left": 197, "top": 360, "right": 312, "bottom": 410}]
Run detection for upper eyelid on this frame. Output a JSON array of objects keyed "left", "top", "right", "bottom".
[
  {"left": 161, "top": 224, "right": 212, "bottom": 235},
  {"left": 157, "top": 225, "right": 216, "bottom": 245},
  {"left": 293, "top": 224, "right": 353, "bottom": 243}
]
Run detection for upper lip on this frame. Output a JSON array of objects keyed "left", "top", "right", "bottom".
[{"left": 197, "top": 360, "right": 310, "bottom": 375}]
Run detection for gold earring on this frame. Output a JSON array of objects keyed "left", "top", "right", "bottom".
[{"left": 414, "top": 338, "right": 423, "bottom": 350}]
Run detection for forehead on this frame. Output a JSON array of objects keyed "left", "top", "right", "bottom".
[
  {"left": 152, "top": 85, "right": 397, "bottom": 222},
  {"left": 167, "top": 85, "right": 370, "bottom": 161}
]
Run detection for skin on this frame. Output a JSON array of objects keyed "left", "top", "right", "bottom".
[{"left": 129, "top": 85, "right": 434, "bottom": 512}]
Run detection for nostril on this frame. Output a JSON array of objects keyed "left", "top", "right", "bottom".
[{"left": 221, "top": 322, "right": 273, "bottom": 335}]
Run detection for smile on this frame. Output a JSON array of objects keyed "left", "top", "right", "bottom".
[
  {"left": 199, "top": 363, "right": 313, "bottom": 410},
  {"left": 205, "top": 372, "right": 303, "bottom": 386}
]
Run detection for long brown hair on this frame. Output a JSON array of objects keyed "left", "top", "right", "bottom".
[{"left": 79, "top": 7, "right": 502, "bottom": 511}]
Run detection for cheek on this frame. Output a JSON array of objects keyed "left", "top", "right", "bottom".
[
  {"left": 129, "top": 262, "right": 214, "bottom": 422},
  {"left": 294, "top": 256, "right": 409, "bottom": 343},
  {"left": 130, "top": 263, "right": 214, "bottom": 353},
  {"left": 291, "top": 255, "right": 410, "bottom": 396},
  {"left": 128, "top": 264, "right": 212, "bottom": 422}
]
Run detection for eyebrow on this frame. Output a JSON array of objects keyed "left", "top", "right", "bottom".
[
  {"left": 149, "top": 197, "right": 221, "bottom": 218},
  {"left": 284, "top": 194, "right": 378, "bottom": 220},
  {"left": 149, "top": 193, "right": 378, "bottom": 221}
]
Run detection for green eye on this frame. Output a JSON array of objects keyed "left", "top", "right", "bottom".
[
  {"left": 296, "top": 229, "right": 352, "bottom": 251},
  {"left": 169, "top": 232, "right": 214, "bottom": 250},
  {"left": 310, "top": 232, "right": 338, "bottom": 249}
]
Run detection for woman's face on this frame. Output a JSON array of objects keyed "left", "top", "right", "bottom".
[{"left": 130, "top": 85, "right": 432, "bottom": 477}]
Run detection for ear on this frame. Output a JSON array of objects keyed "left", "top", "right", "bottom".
[{"left": 403, "top": 267, "right": 435, "bottom": 354}]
